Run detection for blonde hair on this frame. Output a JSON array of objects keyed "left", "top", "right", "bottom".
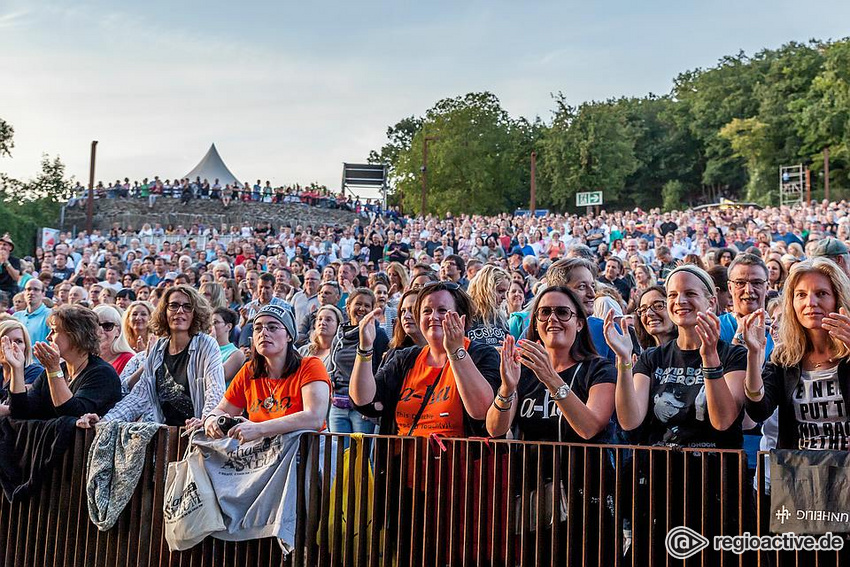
[
  {"left": 0, "top": 319, "right": 34, "bottom": 368},
  {"left": 467, "top": 265, "right": 510, "bottom": 328},
  {"left": 386, "top": 262, "right": 410, "bottom": 291},
  {"left": 94, "top": 304, "right": 135, "bottom": 356},
  {"left": 772, "top": 257, "right": 850, "bottom": 367},
  {"left": 199, "top": 282, "right": 227, "bottom": 309},
  {"left": 122, "top": 301, "right": 154, "bottom": 351},
  {"left": 307, "top": 305, "right": 344, "bottom": 356}
]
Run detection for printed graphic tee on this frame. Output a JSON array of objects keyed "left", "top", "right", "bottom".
[
  {"left": 394, "top": 345, "right": 465, "bottom": 437},
  {"left": 633, "top": 339, "right": 747, "bottom": 448},
  {"left": 792, "top": 366, "right": 850, "bottom": 450},
  {"left": 225, "top": 356, "right": 331, "bottom": 422}
]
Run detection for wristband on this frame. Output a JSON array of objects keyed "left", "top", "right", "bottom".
[
  {"left": 492, "top": 399, "right": 512, "bottom": 412},
  {"left": 617, "top": 359, "right": 633, "bottom": 371},
  {"left": 744, "top": 383, "right": 765, "bottom": 399},
  {"left": 356, "top": 347, "right": 374, "bottom": 357},
  {"left": 47, "top": 370, "right": 65, "bottom": 380},
  {"left": 356, "top": 353, "right": 373, "bottom": 362},
  {"left": 496, "top": 390, "right": 516, "bottom": 404},
  {"left": 702, "top": 366, "right": 724, "bottom": 380}
]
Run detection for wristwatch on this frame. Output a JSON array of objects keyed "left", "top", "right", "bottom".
[
  {"left": 448, "top": 346, "right": 468, "bottom": 361},
  {"left": 550, "top": 383, "right": 571, "bottom": 401},
  {"left": 733, "top": 332, "right": 744, "bottom": 345}
]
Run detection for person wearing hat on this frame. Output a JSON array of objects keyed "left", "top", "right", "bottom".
[
  {"left": 811, "top": 237, "right": 850, "bottom": 279},
  {"left": 203, "top": 303, "right": 331, "bottom": 442},
  {"left": 0, "top": 234, "right": 21, "bottom": 297}
]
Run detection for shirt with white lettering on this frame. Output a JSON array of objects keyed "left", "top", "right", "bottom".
[
  {"left": 633, "top": 340, "right": 747, "bottom": 448},
  {"left": 792, "top": 366, "right": 850, "bottom": 451},
  {"left": 514, "top": 356, "right": 616, "bottom": 444}
]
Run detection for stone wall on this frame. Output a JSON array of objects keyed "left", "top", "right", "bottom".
[{"left": 61, "top": 197, "right": 360, "bottom": 233}]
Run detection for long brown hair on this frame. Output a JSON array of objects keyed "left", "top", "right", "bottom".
[{"left": 526, "top": 286, "right": 598, "bottom": 361}]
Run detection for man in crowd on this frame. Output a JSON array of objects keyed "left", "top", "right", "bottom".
[
  {"left": 13, "top": 279, "right": 51, "bottom": 343},
  {"left": 0, "top": 234, "right": 21, "bottom": 298},
  {"left": 598, "top": 256, "right": 631, "bottom": 302},
  {"left": 811, "top": 237, "right": 850, "bottom": 279},
  {"left": 719, "top": 253, "right": 775, "bottom": 357}
]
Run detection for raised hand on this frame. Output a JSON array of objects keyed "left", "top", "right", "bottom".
[
  {"left": 602, "top": 309, "right": 632, "bottom": 360},
  {"left": 741, "top": 309, "right": 767, "bottom": 353},
  {"left": 695, "top": 311, "right": 720, "bottom": 362},
  {"left": 358, "top": 308, "right": 381, "bottom": 350},
  {"left": 823, "top": 307, "right": 850, "bottom": 349},
  {"left": 33, "top": 341, "right": 62, "bottom": 374},
  {"left": 499, "top": 335, "right": 521, "bottom": 392},
  {"left": 441, "top": 310, "right": 466, "bottom": 354},
  {"left": 0, "top": 335, "right": 25, "bottom": 370},
  {"left": 516, "top": 339, "right": 558, "bottom": 387}
]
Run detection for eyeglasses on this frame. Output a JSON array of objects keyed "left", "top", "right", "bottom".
[
  {"left": 166, "top": 302, "right": 194, "bottom": 313},
  {"left": 730, "top": 279, "right": 766, "bottom": 290},
  {"left": 536, "top": 306, "right": 575, "bottom": 322},
  {"left": 99, "top": 322, "right": 116, "bottom": 332},
  {"left": 254, "top": 323, "right": 284, "bottom": 334},
  {"left": 636, "top": 300, "right": 666, "bottom": 318}
]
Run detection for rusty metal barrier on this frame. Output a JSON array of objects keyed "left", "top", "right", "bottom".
[
  {"left": 3, "top": 426, "right": 849, "bottom": 566},
  {"left": 0, "top": 426, "right": 291, "bottom": 567}
]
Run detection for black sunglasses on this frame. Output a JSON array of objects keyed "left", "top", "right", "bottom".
[
  {"left": 421, "top": 281, "right": 460, "bottom": 291},
  {"left": 99, "top": 322, "right": 117, "bottom": 332}
]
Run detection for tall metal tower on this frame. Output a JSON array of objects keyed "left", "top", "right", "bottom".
[{"left": 779, "top": 164, "right": 806, "bottom": 207}]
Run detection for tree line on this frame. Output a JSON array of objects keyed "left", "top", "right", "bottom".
[
  {"left": 369, "top": 39, "right": 850, "bottom": 215},
  {"left": 0, "top": 119, "right": 73, "bottom": 255}
]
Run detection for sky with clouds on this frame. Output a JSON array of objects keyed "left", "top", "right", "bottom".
[{"left": 1, "top": 1, "right": 848, "bottom": 198}]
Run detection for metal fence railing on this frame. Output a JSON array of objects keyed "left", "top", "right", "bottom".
[{"left": 2, "top": 428, "right": 848, "bottom": 566}]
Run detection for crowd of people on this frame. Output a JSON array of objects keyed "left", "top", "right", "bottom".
[
  {"left": 2, "top": 197, "right": 850, "bottom": 548},
  {"left": 65, "top": 177, "right": 395, "bottom": 216}
]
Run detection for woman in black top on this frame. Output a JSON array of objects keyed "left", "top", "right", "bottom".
[
  {"left": 743, "top": 258, "right": 850, "bottom": 450},
  {"left": 605, "top": 265, "right": 747, "bottom": 448},
  {"left": 486, "top": 285, "right": 616, "bottom": 442},
  {"left": 2, "top": 305, "right": 121, "bottom": 420}
]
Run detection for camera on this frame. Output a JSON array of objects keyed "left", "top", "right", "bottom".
[{"left": 217, "top": 415, "right": 238, "bottom": 434}]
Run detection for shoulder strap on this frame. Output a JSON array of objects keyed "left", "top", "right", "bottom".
[{"left": 406, "top": 365, "right": 446, "bottom": 437}]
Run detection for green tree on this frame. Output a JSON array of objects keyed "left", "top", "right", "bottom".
[
  {"left": 538, "top": 97, "right": 638, "bottom": 211},
  {"left": 390, "top": 92, "right": 533, "bottom": 215},
  {"left": 791, "top": 40, "right": 850, "bottom": 196}
]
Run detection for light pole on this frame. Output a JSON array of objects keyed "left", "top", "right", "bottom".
[
  {"left": 420, "top": 135, "right": 440, "bottom": 216},
  {"left": 86, "top": 141, "right": 98, "bottom": 234}
]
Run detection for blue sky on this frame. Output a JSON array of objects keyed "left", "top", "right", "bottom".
[{"left": 1, "top": 1, "right": 848, "bottom": 197}]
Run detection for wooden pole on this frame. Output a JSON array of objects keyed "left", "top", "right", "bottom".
[
  {"left": 530, "top": 151, "right": 537, "bottom": 215},
  {"left": 420, "top": 139, "right": 428, "bottom": 216},
  {"left": 86, "top": 141, "right": 98, "bottom": 234},
  {"left": 824, "top": 147, "right": 830, "bottom": 202}
]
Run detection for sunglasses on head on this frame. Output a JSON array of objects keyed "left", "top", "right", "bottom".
[{"left": 421, "top": 281, "right": 460, "bottom": 292}]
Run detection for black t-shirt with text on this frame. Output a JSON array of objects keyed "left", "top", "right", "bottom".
[
  {"left": 514, "top": 356, "right": 617, "bottom": 444},
  {"left": 633, "top": 340, "right": 747, "bottom": 448}
]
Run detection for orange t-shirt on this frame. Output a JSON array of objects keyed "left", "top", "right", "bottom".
[
  {"left": 394, "top": 343, "right": 466, "bottom": 437},
  {"left": 224, "top": 356, "right": 331, "bottom": 422}
]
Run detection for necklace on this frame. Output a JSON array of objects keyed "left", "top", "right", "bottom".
[{"left": 262, "top": 378, "right": 281, "bottom": 410}]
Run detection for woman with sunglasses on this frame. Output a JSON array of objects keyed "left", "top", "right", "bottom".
[
  {"left": 350, "top": 281, "right": 500, "bottom": 437},
  {"left": 1, "top": 305, "right": 121, "bottom": 420},
  {"left": 94, "top": 305, "right": 136, "bottom": 375},
  {"left": 487, "top": 285, "right": 616, "bottom": 442},
  {"left": 77, "top": 285, "right": 224, "bottom": 429},
  {"left": 632, "top": 286, "right": 678, "bottom": 350},
  {"left": 604, "top": 265, "right": 747, "bottom": 448}
]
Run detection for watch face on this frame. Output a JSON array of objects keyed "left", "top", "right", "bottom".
[{"left": 455, "top": 347, "right": 467, "bottom": 359}]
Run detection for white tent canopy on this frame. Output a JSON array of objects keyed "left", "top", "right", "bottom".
[{"left": 183, "top": 144, "right": 242, "bottom": 187}]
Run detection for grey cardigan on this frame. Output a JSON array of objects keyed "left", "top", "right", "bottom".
[{"left": 103, "top": 333, "right": 225, "bottom": 424}]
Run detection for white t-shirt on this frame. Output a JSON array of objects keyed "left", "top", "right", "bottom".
[{"left": 792, "top": 366, "right": 850, "bottom": 450}]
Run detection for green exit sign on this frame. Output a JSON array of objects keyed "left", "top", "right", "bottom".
[{"left": 576, "top": 191, "right": 603, "bottom": 206}]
